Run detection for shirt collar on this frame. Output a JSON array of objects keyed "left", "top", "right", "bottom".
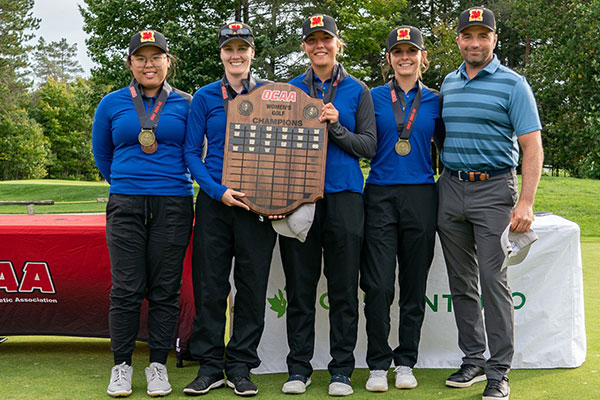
[
  {"left": 392, "top": 79, "right": 419, "bottom": 96},
  {"left": 221, "top": 73, "right": 257, "bottom": 97},
  {"left": 457, "top": 54, "right": 500, "bottom": 79},
  {"left": 301, "top": 63, "right": 348, "bottom": 87}
]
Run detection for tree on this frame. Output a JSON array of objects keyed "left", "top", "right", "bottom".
[
  {"left": 0, "top": 0, "right": 48, "bottom": 180},
  {"left": 29, "top": 78, "right": 99, "bottom": 180},
  {"left": 243, "top": 0, "right": 322, "bottom": 81},
  {"left": 81, "top": 0, "right": 236, "bottom": 93},
  {"left": 0, "top": 0, "right": 39, "bottom": 111},
  {"left": 81, "top": 0, "right": 406, "bottom": 88},
  {"left": 32, "top": 38, "right": 84, "bottom": 85},
  {"left": 0, "top": 109, "right": 49, "bottom": 180},
  {"left": 330, "top": 0, "right": 409, "bottom": 85},
  {"left": 517, "top": 0, "right": 600, "bottom": 177}
]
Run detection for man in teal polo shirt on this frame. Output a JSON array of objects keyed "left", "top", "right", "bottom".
[{"left": 437, "top": 7, "right": 543, "bottom": 400}]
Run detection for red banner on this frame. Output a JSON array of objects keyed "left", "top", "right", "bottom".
[{"left": 0, "top": 214, "right": 194, "bottom": 360}]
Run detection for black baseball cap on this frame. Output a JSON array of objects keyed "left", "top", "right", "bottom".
[
  {"left": 457, "top": 7, "right": 496, "bottom": 33},
  {"left": 218, "top": 22, "right": 255, "bottom": 48},
  {"left": 302, "top": 14, "right": 338, "bottom": 41},
  {"left": 386, "top": 26, "right": 424, "bottom": 52},
  {"left": 129, "top": 30, "right": 168, "bottom": 56}
]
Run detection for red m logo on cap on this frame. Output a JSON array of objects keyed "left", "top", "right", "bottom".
[
  {"left": 397, "top": 28, "right": 410, "bottom": 40},
  {"left": 469, "top": 9, "right": 483, "bottom": 21},
  {"left": 141, "top": 31, "right": 155, "bottom": 42},
  {"left": 310, "top": 16, "right": 324, "bottom": 28}
]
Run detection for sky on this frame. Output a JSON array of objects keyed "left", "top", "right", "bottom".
[{"left": 31, "top": 0, "right": 95, "bottom": 76}]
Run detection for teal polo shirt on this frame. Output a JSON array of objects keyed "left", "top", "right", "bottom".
[{"left": 440, "top": 55, "right": 542, "bottom": 171}]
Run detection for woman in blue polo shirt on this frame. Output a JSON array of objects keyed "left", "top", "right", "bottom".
[
  {"left": 92, "top": 30, "right": 194, "bottom": 398},
  {"left": 182, "top": 22, "right": 276, "bottom": 398},
  {"left": 360, "top": 26, "right": 443, "bottom": 393},
  {"left": 279, "top": 14, "right": 377, "bottom": 397}
]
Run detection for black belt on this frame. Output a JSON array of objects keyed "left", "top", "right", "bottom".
[{"left": 447, "top": 167, "right": 513, "bottom": 182}]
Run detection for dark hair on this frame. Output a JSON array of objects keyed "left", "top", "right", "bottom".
[{"left": 124, "top": 52, "right": 177, "bottom": 81}]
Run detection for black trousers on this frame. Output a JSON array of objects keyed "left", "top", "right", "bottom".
[
  {"left": 279, "top": 191, "right": 364, "bottom": 378},
  {"left": 360, "top": 184, "right": 437, "bottom": 370},
  {"left": 106, "top": 194, "right": 194, "bottom": 365},
  {"left": 189, "top": 190, "right": 276, "bottom": 378}
]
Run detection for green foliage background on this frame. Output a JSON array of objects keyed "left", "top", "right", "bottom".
[{"left": 0, "top": 0, "right": 599, "bottom": 180}]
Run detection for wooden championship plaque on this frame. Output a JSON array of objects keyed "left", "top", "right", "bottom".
[{"left": 222, "top": 82, "right": 328, "bottom": 216}]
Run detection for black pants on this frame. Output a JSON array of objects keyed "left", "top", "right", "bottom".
[
  {"left": 360, "top": 184, "right": 437, "bottom": 370},
  {"left": 279, "top": 191, "right": 364, "bottom": 378},
  {"left": 106, "top": 194, "right": 194, "bottom": 365},
  {"left": 189, "top": 190, "right": 276, "bottom": 378}
]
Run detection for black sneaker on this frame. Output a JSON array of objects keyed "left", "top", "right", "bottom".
[
  {"left": 482, "top": 376, "right": 510, "bottom": 400},
  {"left": 227, "top": 376, "right": 258, "bottom": 397},
  {"left": 183, "top": 374, "right": 226, "bottom": 396},
  {"left": 445, "top": 364, "right": 487, "bottom": 388}
]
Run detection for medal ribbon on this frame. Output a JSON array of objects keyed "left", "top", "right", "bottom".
[
  {"left": 388, "top": 79, "right": 422, "bottom": 141},
  {"left": 308, "top": 64, "right": 340, "bottom": 104},
  {"left": 220, "top": 74, "right": 258, "bottom": 116},
  {"left": 129, "top": 79, "right": 172, "bottom": 132}
]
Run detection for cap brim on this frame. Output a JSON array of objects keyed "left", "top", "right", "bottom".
[
  {"left": 272, "top": 219, "right": 297, "bottom": 239},
  {"left": 458, "top": 22, "right": 495, "bottom": 33},
  {"left": 303, "top": 28, "right": 338, "bottom": 41},
  {"left": 272, "top": 203, "right": 315, "bottom": 243},
  {"left": 130, "top": 43, "right": 167, "bottom": 55},
  {"left": 220, "top": 37, "right": 254, "bottom": 48},
  {"left": 501, "top": 226, "right": 538, "bottom": 268},
  {"left": 388, "top": 42, "right": 424, "bottom": 52}
]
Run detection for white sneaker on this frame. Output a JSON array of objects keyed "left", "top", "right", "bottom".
[
  {"left": 107, "top": 362, "right": 133, "bottom": 397},
  {"left": 394, "top": 366, "right": 418, "bottom": 389},
  {"left": 282, "top": 374, "right": 311, "bottom": 394},
  {"left": 145, "top": 362, "right": 172, "bottom": 397},
  {"left": 365, "top": 370, "right": 388, "bottom": 392},
  {"left": 328, "top": 374, "right": 353, "bottom": 396}
]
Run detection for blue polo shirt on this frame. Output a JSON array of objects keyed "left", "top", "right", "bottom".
[
  {"left": 367, "top": 82, "right": 442, "bottom": 185},
  {"left": 440, "top": 55, "right": 542, "bottom": 171},
  {"left": 289, "top": 65, "right": 377, "bottom": 194},
  {"left": 92, "top": 85, "right": 194, "bottom": 196},
  {"left": 185, "top": 78, "right": 267, "bottom": 201}
]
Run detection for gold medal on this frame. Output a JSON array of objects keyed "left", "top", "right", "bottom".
[
  {"left": 138, "top": 129, "right": 156, "bottom": 147},
  {"left": 141, "top": 141, "right": 158, "bottom": 154},
  {"left": 395, "top": 139, "right": 411, "bottom": 156}
]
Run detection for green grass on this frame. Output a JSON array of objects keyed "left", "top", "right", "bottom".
[
  {"left": 0, "top": 179, "right": 110, "bottom": 214},
  {"left": 0, "top": 238, "right": 598, "bottom": 399},
  {"left": 0, "top": 176, "right": 599, "bottom": 399},
  {"left": 1, "top": 175, "right": 599, "bottom": 236},
  {"left": 535, "top": 175, "right": 600, "bottom": 236}
]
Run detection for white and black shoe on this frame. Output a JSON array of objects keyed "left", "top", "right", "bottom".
[
  {"left": 482, "top": 376, "right": 510, "bottom": 400},
  {"left": 445, "top": 364, "right": 486, "bottom": 388},
  {"left": 328, "top": 374, "right": 353, "bottom": 396},
  {"left": 183, "top": 374, "right": 225, "bottom": 396},
  {"left": 282, "top": 374, "right": 311, "bottom": 394},
  {"left": 227, "top": 376, "right": 258, "bottom": 397}
]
